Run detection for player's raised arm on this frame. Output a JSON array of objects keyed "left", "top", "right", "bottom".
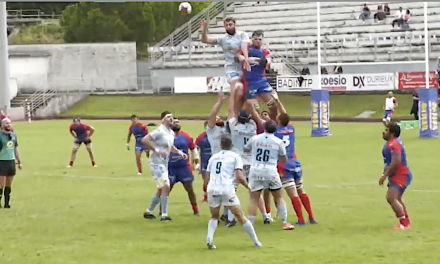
[
  {"left": 201, "top": 20, "right": 218, "bottom": 45},
  {"left": 272, "top": 91, "right": 286, "bottom": 115},
  {"left": 240, "top": 32, "right": 251, "bottom": 71},
  {"left": 208, "top": 91, "right": 227, "bottom": 129}
]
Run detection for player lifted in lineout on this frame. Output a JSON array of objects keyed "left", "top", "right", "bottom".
[
  {"left": 167, "top": 119, "right": 200, "bottom": 215},
  {"left": 204, "top": 134, "right": 262, "bottom": 249},
  {"left": 68, "top": 118, "right": 97, "bottom": 168},
  {"left": 142, "top": 111, "right": 187, "bottom": 222},
  {"left": 201, "top": 17, "right": 250, "bottom": 116},
  {"left": 236, "top": 30, "right": 278, "bottom": 121},
  {"left": 195, "top": 121, "right": 212, "bottom": 202},
  {"left": 244, "top": 120, "right": 295, "bottom": 230},
  {"left": 380, "top": 122, "right": 412, "bottom": 230},
  {"left": 383, "top": 91, "right": 398, "bottom": 127},
  {"left": 126, "top": 115, "right": 149, "bottom": 175},
  {"left": 228, "top": 107, "right": 271, "bottom": 225},
  {"left": 0, "top": 118, "right": 22, "bottom": 209}
]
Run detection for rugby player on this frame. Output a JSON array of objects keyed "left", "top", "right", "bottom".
[
  {"left": 126, "top": 115, "right": 149, "bottom": 175},
  {"left": 168, "top": 119, "right": 200, "bottom": 215},
  {"left": 236, "top": 30, "right": 278, "bottom": 121},
  {"left": 380, "top": 122, "right": 412, "bottom": 230},
  {"left": 195, "top": 121, "right": 212, "bottom": 202},
  {"left": 383, "top": 91, "right": 398, "bottom": 126},
  {"left": 204, "top": 134, "right": 262, "bottom": 249},
  {"left": 142, "top": 111, "right": 187, "bottom": 222},
  {"left": 201, "top": 17, "right": 250, "bottom": 115},
  {"left": 0, "top": 118, "right": 22, "bottom": 209},
  {"left": 205, "top": 92, "right": 236, "bottom": 226},
  {"left": 68, "top": 118, "right": 97, "bottom": 168},
  {"left": 244, "top": 120, "right": 295, "bottom": 230},
  {"left": 228, "top": 108, "right": 271, "bottom": 225}
]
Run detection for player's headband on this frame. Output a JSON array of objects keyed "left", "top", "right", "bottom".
[
  {"left": 1, "top": 118, "right": 11, "bottom": 123},
  {"left": 162, "top": 114, "right": 173, "bottom": 122}
]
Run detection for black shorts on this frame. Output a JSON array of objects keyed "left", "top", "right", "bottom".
[
  {"left": 0, "top": 160, "right": 16, "bottom": 177},
  {"left": 74, "top": 139, "right": 92, "bottom": 145}
]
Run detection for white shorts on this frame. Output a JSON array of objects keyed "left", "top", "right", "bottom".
[
  {"left": 226, "top": 65, "right": 242, "bottom": 84},
  {"left": 249, "top": 166, "right": 282, "bottom": 192},
  {"left": 149, "top": 163, "right": 170, "bottom": 188},
  {"left": 207, "top": 192, "right": 240, "bottom": 208}
]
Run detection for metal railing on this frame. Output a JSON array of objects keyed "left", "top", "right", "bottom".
[
  {"left": 150, "top": 2, "right": 234, "bottom": 67},
  {"left": 7, "top": 9, "right": 61, "bottom": 20},
  {"left": 23, "top": 89, "right": 58, "bottom": 113}
]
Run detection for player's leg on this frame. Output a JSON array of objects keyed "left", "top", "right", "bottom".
[
  {"left": 263, "top": 189, "right": 272, "bottom": 217},
  {"left": 397, "top": 193, "right": 410, "bottom": 225},
  {"left": 283, "top": 179, "right": 305, "bottom": 225},
  {"left": 247, "top": 175, "right": 263, "bottom": 224},
  {"left": 257, "top": 192, "right": 271, "bottom": 223},
  {"left": 295, "top": 179, "right": 317, "bottom": 224},
  {"left": 201, "top": 170, "right": 208, "bottom": 202},
  {"left": 257, "top": 82, "right": 277, "bottom": 117},
  {"left": 0, "top": 175, "right": 5, "bottom": 208},
  {"left": 85, "top": 141, "right": 97, "bottom": 167},
  {"left": 227, "top": 72, "right": 243, "bottom": 116},
  {"left": 227, "top": 198, "right": 262, "bottom": 247},
  {"left": 206, "top": 193, "right": 221, "bottom": 249},
  {"left": 68, "top": 142, "right": 80, "bottom": 167},
  {"left": 2, "top": 160, "right": 16, "bottom": 208},
  {"left": 271, "top": 178, "right": 295, "bottom": 230},
  {"left": 135, "top": 150, "right": 143, "bottom": 175},
  {"left": 386, "top": 182, "right": 410, "bottom": 229},
  {"left": 181, "top": 167, "right": 199, "bottom": 215},
  {"left": 144, "top": 165, "right": 171, "bottom": 220}
]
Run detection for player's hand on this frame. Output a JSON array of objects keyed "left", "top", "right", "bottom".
[
  {"left": 217, "top": 91, "right": 228, "bottom": 102},
  {"left": 17, "top": 163, "right": 22, "bottom": 170},
  {"left": 195, "top": 163, "right": 200, "bottom": 171},
  {"left": 271, "top": 90, "right": 279, "bottom": 101},
  {"left": 201, "top": 20, "right": 208, "bottom": 29},
  {"left": 126, "top": 144, "right": 130, "bottom": 150},
  {"left": 181, "top": 153, "right": 188, "bottom": 160},
  {"left": 379, "top": 175, "right": 386, "bottom": 186},
  {"left": 243, "top": 59, "right": 251, "bottom": 71}
]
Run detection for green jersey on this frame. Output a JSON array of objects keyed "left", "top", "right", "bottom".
[{"left": 0, "top": 132, "right": 18, "bottom": 161}]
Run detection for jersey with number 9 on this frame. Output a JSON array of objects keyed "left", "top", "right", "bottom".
[
  {"left": 206, "top": 150, "right": 243, "bottom": 195},
  {"left": 275, "top": 123, "right": 296, "bottom": 159}
]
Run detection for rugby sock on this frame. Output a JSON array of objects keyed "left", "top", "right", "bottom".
[
  {"left": 207, "top": 219, "right": 218, "bottom": 243},
  {"left": 69, "top": 161, "right": 73, "bottom": 166},
  {"left": 300, "top": 193, "right": 314, "bottom": 218},
  {"left": 0, "top": 187, "right": 2, "bottom": 202},
  {"left": 160, "top": 195, "right": 168, "bottom": 217},
  {"left": 262, "top": 213, "right": 269, "bottom": 221},
  {"left": 265, "top": 207, "right": 271, "bottom": 214},
  {"left": 227, "top": 209, "right": 235, "bottom": 222},
  {"left": 276, "top": 202, "right": 288, "bottom": 224},
  {"left": 398, "top": 213, "right": 409, "bottom": 227},
  {"left": 242, "top": 220, "right": 260, "bottom": 244},
  {"left": 248, "top": 215, "right": 256, "bottom": 224},
  {"left": 148, "top": 194, "right": 161, "bottom": 212},
  {"left": 192, "top": 204, "right": 199, "bottom": 213},
  {"left": 91, "top": 161, "right": 96, "bottom": 166},
  {"left": 291, "top": 197, "right": 305, "bottom": 223},
  {"left": 223, "top": 208, "right": 229, "bottom": 218},
  {"left": 4, "top": 186, "right": 11, "bottom": 207}
]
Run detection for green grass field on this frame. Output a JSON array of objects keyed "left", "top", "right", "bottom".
[
  {"left": 63, "top": 93, "right": 415, "bottom": 119},
  {"left": 1, "top": 120, "right": 439, "bottom": 264}
]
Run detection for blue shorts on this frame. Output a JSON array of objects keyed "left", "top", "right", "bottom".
[
  {"left": 388, "top": 174, "right": 412, "bottom": 194},
  {"left": 283, "top": 159, "right": 303, "bottom": 181},
  {"left": 244, "top": 79, "right": 273, "bottom": 99},
  {"left": 169, "top": 166, "right": 194, "bottom": 186},
  {"left": 135, "top": 143, "right": 148, "bottom": 152},
  {"left": 201, "top": 162, "right": 209, "bottom": 175},
  {"left": 383, "top": 110, "right": 392, "bottom": 119}
]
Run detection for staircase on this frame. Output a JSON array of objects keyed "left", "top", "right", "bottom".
[
  {"left": 11, "top": 89, "right": 57, "bottom": 114},
  {"left": 150, "top": 2, "right": 235, "bottom": 67}
]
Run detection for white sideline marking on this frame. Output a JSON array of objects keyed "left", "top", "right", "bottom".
[{"left": 29, "top": 173, "right": 439, "bottom": 193}]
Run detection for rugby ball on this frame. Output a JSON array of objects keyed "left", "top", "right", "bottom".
[{"left": 179, "top": 2, "right": 192, "bottom": 14}]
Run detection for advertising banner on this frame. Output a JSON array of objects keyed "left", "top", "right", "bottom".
[
  {"left": 276, "top": 76, "right": 314, "bottom": 91},
  {"left": 350, "top": 73, "right": 394, "bottom": 91},
  {"left": 311, "top": 89, "right": 330, "bottom": 137},
  {"left": 174, "top": 77, "right": 231, "bottom": 93},
  {"left": 418, "top": 88, "right": 438, "bottom": 138},
  {"left": 398, "top": 71, "right": 439, "bottom": 90}
]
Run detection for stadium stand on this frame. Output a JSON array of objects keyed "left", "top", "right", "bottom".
[{"left": 150, "top": 2, "right": 440, "bottom": 73}]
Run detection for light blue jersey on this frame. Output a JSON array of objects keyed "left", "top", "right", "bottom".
[{"left": 215, "top": 31, "right": 250, "bottom": 83}]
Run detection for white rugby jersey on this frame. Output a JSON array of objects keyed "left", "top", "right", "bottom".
[
  {"left": 148, "top": 124, "right": 175, "bottom": 165},
  {"left": 385, "top": 97, "right": 396, "bottom": 110},
  {"left": 228, "top": 117, "right": 256, "bottom": 165},
  {"left": 215, "top": 31, "right": 250, "bottom": 69},
  {"left": 206, "top": 150, "right": 243, "bottom": 195},
  {"left": 206, "top": 125, "right": 227, "bottom": 155},
  {"left": 245, "top": 132, "right": 286, "bottom": 167}
]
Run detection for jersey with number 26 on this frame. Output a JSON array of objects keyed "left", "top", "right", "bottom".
[
  {"left": 245, "top": 133, "right": 286, "bottom": 167},
  {"left": 275, "top": 123, "right": 296, "bottom": 159},
  {"left": 206, "top": 150, "right": 243, "bottom": 195}
]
